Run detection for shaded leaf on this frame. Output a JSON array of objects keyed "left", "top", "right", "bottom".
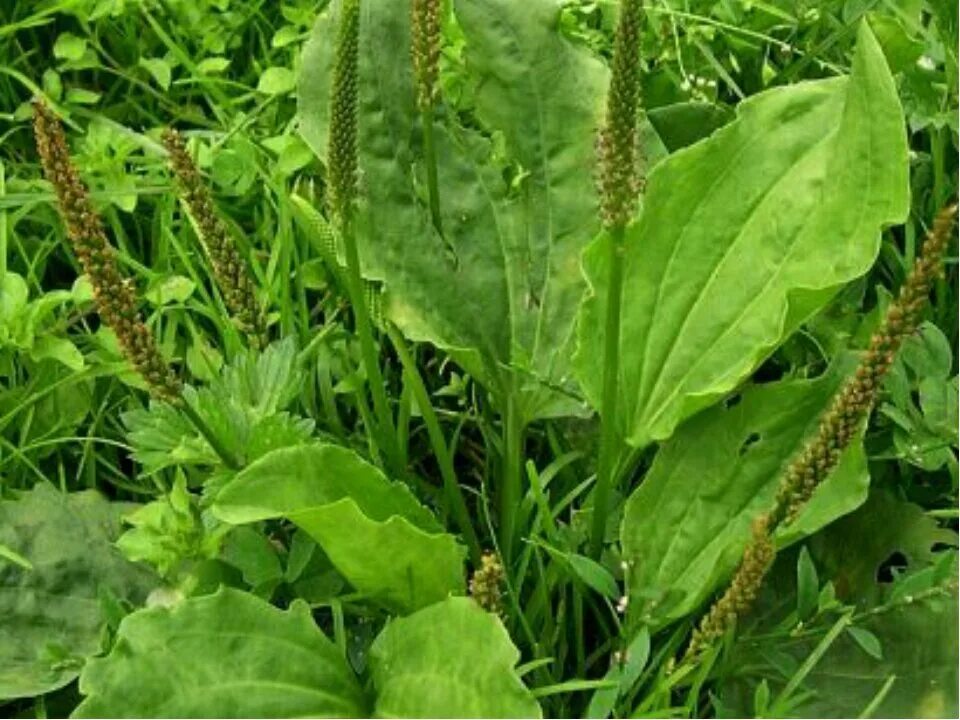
[
  {"left": 721, "top": 591, "right": 958, "bottom": 718},
  {"left": 298, "top": 0, "right": 606, "bottom": 420},
  {"left": 0, "top": 485, "right": 155, "bottom": 699}
]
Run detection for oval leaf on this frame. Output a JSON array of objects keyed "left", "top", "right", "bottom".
[
  {"left": 73, "top": 588, "right": 366, "bottom": 718},
  {"left": 370, "top": 597, "right": 542, "bottom": 718},
  {"left": 298, "top": 0, "right": 606, "bottom": 420},
  {"left": 213, "top": 444, "right": 465, "bottom": 613},
  {"left": 0, "top": 486, "right": 155, "bottom": 700},
  {"left": 576, "top": 23, "right": 908, "bottom": 448}
]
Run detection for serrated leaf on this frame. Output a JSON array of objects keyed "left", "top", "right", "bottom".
[
  {"left": 73, "top": 588, "right": 366, "bottom": 718},
  {"left": 369, "top": 597, "right": 541, "bottom": 718},
  {"left": 621, "top": 359, "right": 869, "bottom": 628},
  {"left": 213, "top": 444, "right": 465, "bottom": 613},
  {"left": 0, "top": 486, "right": 155, "bottom": 699},
  {"left": 576, "top": 23, "right": 909, "bottom": 448}
]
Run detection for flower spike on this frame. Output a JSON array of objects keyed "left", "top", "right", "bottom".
[
  {"left": 33, "top": 101, "right": 181, "bottom": 402},
  {"left": 684, "top": 202, "right": 958, "bottom": 661},
  {"left": 162, "top": 128, "right": 267, "bottom": 349}
]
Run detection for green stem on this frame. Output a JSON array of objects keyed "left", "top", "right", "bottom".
[
  {"left": 501, "top": 389, "right": 524, "bottom": 565},
  {"left": 387, "top": 324, "right": 481, "bottom": 564},
  {"left": 341, "top": 216, "right": 399, "bottom": 471},
  {"left": 180, "top": 400, "right": 240, "bottom": 470},
  {"left": 590, "top": 226, "right": 626, "bottom": 559},
  {"left": 421, "top": 107, "right": 443, "bottom": 236}
]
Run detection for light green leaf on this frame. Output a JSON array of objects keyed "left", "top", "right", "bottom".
[
  {"left": 29, "top": 335, "right": 85, "bottom": 371},
  {"left": 197, "top": 56, "right": 230, "bottom": 74},
  {"left": 847, "top": 626, "right": 883, "bottom": 661},
  {"left": 65, "top": 88, "right": 102, "bottom": 105},
  {"left": 53, "top": 32, "right": 87, "bottom": 61},
  {"left": 145, "top": 274, "right": 196, "bottom": 306},
  {"left": 370, "top": 597, "right": 541, "bottom": 718},
  {"left": 0, "top": 271, "right": 30, "bottom": 343},
  {"left": 213, "top": 444, "right": 465, "bottom": 613},
  {"left": 298, "top": 0, "right": 606, "bottom": 420},
  {"left": 576, "top": 23, "right": 909, "bottom": 448},
  {"left": 621, "top": 360, "right": 869, "bottom": 628},
  {"left": 0, "top": 485, "right": 155, "bottom": 700},
  {"left": 272, "top": 25, "right": 302, "bottom": 48},
  {"left": 258, "top": 66, "right": 297, "bottom": 95},
  {"left": 73, "top": 588, "right": 367, "bottom": 718},
  {"left": 139, "top": 57, "right": 172, "bottom": 90}
]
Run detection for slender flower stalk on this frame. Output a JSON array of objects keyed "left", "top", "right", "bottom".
[
  {"left": 684, "top": 203, "right": 958, "bottom": 661},
  {"left": 33, "top": 101, "right": 181, "bottom": 403},
  {"left": 328, "top": 0, "right": 400, "bottom": 471},
  {"left": 411, "top": 0, "right": 443, "bottom": 234},
  {"left": 162, "top": 128, "right": 267, "bottom": 349},
  {"left": 590, "top": 0, "right": 644, "bottom": 560}
]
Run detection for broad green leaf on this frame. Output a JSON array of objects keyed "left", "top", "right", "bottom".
[
  {"left": 74, "top": 588, "right": 366, "bottom": 718},
  {"left": 213, "top": 444, "right": 465, "bottom": 613},
  {"left": 621, "top": 360, "right": 869, "bottom": 628},
  {"left": 0, "top": 485, "right": 155, "bottom": 699},
  {"left": 576, "top": 23, "right": 909, "bottom": 448},
  {"left": 298, "top": 0, "right": 606, "bottom": 420},
  {"left": 370, "top": 597, "right": 541, "bottom": 718},
  {"left": 53, "top": 32, "right": 87, "bottom": 61}
]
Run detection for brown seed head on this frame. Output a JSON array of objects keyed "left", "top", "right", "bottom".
[
  {"left": 33, "top": 101, "right": 181, "bottom": 402},
  {"left": 162, "top": 128, "right": 266, "bottom": 349}
]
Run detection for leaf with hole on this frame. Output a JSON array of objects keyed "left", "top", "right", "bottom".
[{"left": 621, "top": 358, "right": 869, "bottom": 628}]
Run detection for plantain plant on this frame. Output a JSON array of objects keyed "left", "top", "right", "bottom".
[{"left": 1, "top": 0, "right": 957, "bottom": 718}]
